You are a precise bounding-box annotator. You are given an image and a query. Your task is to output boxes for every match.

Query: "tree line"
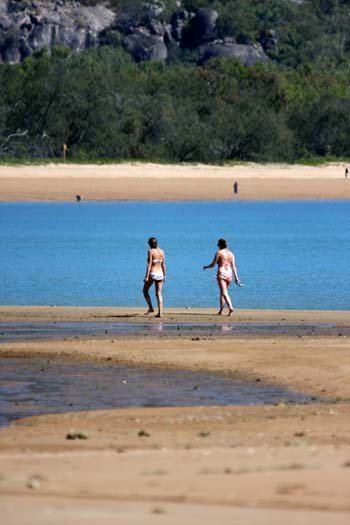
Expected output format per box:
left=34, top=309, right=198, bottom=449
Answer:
left=1, top=43, right=350, bottom=163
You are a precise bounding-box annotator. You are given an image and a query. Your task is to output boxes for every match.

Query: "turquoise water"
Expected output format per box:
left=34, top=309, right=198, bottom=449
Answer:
left=0, top=201, right=349, bottom=310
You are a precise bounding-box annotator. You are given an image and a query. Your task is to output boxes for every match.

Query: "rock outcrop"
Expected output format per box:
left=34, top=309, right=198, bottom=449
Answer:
left=0, top=0, right=269, bottom=67
left=199, top=41, right=269, bottom=66
left=0, top=0, right=115, bottom=63
left=181, top=7, right=218, bottom=49
left=123, top=30, right=168, bottom=62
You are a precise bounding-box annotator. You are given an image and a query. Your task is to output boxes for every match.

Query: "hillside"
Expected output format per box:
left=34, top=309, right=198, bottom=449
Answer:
left=1, top=1, right=350, bottom=163
left=1, top=1, right=350, bottom=67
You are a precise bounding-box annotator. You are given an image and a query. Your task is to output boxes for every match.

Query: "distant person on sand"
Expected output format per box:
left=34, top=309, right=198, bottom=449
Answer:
left=233, top=181, right=239, bottom=194
left=143, top=237, right=166, bottom=318
left=203, top=238, right=240, bottom=316
left=345, top=167, right=349, bottom=178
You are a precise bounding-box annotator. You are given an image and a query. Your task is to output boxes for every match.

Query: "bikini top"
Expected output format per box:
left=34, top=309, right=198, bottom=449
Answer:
left=152, top=249, right=163, bottom=264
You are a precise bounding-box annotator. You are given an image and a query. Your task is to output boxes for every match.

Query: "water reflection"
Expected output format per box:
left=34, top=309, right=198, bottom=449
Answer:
left=0, top=320, right=341, bottom=343
left=220, top=324, right=232, bottom=333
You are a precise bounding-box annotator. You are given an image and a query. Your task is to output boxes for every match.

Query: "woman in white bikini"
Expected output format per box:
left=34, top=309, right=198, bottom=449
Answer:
left=143, top=237, right=166, bottom=318
left=203, top=238, right=240, bottom=316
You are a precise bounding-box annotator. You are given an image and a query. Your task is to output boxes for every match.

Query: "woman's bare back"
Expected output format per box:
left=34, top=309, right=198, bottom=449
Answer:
left=217, top=248, right=233, bottom=269
left=149, top=248, right=164, bottom=271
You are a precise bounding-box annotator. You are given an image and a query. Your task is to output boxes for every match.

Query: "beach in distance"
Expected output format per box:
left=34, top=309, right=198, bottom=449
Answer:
left=0, top=161, right=350, bottom=201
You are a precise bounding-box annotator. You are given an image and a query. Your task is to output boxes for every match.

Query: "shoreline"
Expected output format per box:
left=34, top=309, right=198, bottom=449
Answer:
left=0, top=307, right=350, bottom=342
left=1, top=162, right=350, bottom=201
left=1, top=305, right=349, bottom=323
left=1, top=306, right=349, bottom=343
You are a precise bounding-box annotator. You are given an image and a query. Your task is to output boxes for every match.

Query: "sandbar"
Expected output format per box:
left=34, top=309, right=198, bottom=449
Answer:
left=1, top=162, right=350, bottom=201
left=0, top=306, right=350, bottom=524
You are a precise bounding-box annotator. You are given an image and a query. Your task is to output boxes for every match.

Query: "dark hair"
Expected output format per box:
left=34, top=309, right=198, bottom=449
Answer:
left=148, top=237, right=158, bottom=248
left=217, top=238, right=227, bottom=249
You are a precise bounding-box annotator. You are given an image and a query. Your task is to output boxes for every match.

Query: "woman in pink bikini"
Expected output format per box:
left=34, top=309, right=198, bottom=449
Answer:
left=203, top=238, right=240, bottom=316
left=143, top=237, right=166, bottom=318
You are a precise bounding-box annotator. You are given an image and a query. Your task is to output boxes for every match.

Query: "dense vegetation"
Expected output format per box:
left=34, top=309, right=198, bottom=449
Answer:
left=1, top=0, right=350, bottom=163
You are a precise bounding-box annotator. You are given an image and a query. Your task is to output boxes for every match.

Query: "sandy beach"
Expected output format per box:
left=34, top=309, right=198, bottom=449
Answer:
left=0, top=162, right=350, bottom=201
left=0, top=307, right=350, bottom=524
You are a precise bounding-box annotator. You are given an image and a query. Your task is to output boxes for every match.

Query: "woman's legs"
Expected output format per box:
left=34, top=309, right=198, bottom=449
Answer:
left=154, top=280, right=164, bottom=318
left=218, top=278, right=234, bottom=315
left=143, top=279, right=154, bottom=313
left=218, top=291, right=225, bottom=314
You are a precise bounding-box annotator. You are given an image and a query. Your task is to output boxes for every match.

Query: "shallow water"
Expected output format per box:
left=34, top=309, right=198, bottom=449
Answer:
left=0, top=357, right=314, bottom=427
left=0, top=201, right=349, bottom=310
left=0, top=320, right=346, bottom=343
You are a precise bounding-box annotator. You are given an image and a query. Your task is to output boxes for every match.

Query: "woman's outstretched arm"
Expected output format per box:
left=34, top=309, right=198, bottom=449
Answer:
left=231, top=254, right=240, bottom=283
left=203, top=252, right=218, bottom=270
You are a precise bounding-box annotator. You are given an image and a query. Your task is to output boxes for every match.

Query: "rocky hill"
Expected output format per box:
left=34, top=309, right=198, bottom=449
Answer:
left=0, top=0, right=268, bottom=66
left=1, top=1, right=350, bottom=163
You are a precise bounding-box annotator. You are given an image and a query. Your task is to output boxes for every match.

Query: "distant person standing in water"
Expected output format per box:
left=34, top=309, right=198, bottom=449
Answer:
left=143, top=237, right=166, bottom=318
left=203, top=238, right=240, bottom=316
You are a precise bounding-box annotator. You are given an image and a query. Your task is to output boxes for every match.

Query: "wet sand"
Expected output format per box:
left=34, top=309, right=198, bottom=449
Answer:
left=1, top=305, right=349, bottom=325
left=0, top=162, right=350, bottom=201
left=0, top=307, right=350, bottom=523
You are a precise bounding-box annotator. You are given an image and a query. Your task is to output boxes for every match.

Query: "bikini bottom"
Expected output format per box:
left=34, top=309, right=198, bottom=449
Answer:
left=217, top=269, right=233, bottom=284
left=150, top=271, right=164, bottom=281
